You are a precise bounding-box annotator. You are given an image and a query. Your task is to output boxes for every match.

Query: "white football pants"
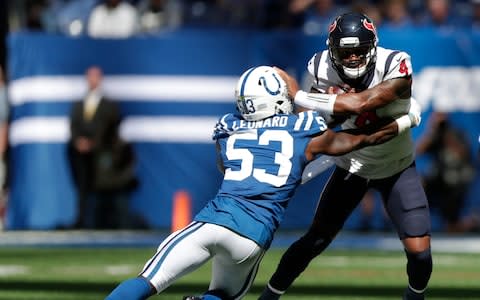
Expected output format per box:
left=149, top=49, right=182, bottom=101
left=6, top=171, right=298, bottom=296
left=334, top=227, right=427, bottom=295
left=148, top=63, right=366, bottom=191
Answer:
left=140, top=221, right=265, bottom=299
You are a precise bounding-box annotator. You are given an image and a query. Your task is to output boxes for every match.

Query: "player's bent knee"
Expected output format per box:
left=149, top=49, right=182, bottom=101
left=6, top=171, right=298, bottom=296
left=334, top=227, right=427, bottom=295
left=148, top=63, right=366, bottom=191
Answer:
left=406, top=247, right=432, bottom=263
left=402, top=236, right=430, bottom=253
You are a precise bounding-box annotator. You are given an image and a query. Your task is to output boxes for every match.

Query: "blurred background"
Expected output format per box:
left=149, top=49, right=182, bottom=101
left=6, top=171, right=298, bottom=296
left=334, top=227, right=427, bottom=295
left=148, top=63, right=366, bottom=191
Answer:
left=0, top=0, right=479, bottom=234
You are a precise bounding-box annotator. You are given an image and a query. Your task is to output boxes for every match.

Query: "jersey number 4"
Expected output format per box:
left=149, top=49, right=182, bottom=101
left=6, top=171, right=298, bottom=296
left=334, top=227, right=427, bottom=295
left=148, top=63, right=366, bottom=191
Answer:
left=224, top=130, right=293, bottom=187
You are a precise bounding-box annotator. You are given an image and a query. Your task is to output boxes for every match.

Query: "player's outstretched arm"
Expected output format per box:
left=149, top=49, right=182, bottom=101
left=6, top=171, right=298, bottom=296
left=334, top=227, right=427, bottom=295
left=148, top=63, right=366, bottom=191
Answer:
left=305, top=117, right=401, bottom=160
left=332, top=77, right=412, bottom=114
left=274, top=66, right=412, bottom=116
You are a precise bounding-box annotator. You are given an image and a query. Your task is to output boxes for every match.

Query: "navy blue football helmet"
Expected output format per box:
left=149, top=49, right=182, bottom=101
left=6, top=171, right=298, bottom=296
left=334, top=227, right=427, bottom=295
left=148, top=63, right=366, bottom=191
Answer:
left=327, top=12, right=378, bottom=80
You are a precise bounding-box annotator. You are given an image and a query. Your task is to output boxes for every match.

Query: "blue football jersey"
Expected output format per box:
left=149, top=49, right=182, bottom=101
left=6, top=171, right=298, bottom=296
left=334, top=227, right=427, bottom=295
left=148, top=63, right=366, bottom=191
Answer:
left=194, top=111, right=327, bottom=248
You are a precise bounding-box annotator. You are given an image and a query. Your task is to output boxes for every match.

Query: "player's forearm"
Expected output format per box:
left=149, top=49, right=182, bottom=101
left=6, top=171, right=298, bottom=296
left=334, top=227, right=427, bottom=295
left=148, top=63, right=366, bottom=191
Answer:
left=342, top=115, right=408, bottom=147
left=365, top=111, right=420, bottom=145
left=294, top=90, right=337, bottom=114
left=337, top=91, right=387, bottom=114
left=325, top=133, right=365, bottom=156
left=308, top=130, right=360, bottom=157
left=294, top=88, right=394, bottom=116
left=335, top=83, right=401, bottom=114
left=354, top=77, right=412, bottom=113
left=313, top=130, right=371, bottom=156
left=365, top=121, right=398, bottom=145
left=295, top=78, right=411, bottom=115
left=310, top=116, right=404, bottom=156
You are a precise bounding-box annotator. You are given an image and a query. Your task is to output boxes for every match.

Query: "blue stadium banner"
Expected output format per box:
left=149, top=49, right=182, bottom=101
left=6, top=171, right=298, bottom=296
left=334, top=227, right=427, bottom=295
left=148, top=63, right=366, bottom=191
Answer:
left=6, top=29, right=480, bottom=230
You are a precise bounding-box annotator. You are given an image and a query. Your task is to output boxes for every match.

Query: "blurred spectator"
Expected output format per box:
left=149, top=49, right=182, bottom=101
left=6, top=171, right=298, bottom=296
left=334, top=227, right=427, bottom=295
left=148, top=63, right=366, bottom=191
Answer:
left=44, top=0, right=98, bottom=36
left=472, top=0, right=480, bottom=31
left=380, top=0, right=414, bottom=29
left=88, top=0, right=139, bottom=38
left=0, top=65, right=9, bottom=229
left=418, top=0, right=469, bottom=29
left=37, top=0, right=64, bottom=33
left=291, top=0, right=345, bottom=35
left=351, top=0, right=383, bottom=27
left=68, top=66, right=139, bottom=229
left=416, top=112, right=476, bottom=233
left=1, top=0, right=7, bottom=70
left=259, top=0, right=304, bottom=30
left=24, top=0, right=49, bottom=30
left=136, top=0, right=184, bottom=33
left=0, top=3, right=9, bottom=229
left=14, top=0, right=478, bottom=33
left=182, top=0, right=259, bottom=29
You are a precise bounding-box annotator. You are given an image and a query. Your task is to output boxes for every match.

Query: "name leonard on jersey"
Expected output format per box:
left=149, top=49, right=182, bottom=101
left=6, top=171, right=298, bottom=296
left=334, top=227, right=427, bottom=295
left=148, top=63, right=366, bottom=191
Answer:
left=232, top=115, right=289, bottom=131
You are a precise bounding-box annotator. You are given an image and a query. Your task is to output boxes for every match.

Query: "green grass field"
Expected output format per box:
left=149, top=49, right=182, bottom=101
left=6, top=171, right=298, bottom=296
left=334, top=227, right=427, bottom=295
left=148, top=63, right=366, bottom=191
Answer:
left=0, top=247, right=479, bottom=300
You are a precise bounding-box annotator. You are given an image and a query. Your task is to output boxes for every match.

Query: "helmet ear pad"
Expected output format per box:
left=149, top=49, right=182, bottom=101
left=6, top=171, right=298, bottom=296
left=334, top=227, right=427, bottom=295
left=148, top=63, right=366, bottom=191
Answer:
left=235, top=66, right=292, bottom=121
left=327, top=12, right=378, bottom=80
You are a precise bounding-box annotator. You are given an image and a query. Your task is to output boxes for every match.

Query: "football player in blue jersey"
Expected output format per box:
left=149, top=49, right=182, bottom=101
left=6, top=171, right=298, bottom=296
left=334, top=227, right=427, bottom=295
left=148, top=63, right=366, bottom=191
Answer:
left=105, top=65, right=412, bottom=300
left=259, top=13, right=431, bottom=300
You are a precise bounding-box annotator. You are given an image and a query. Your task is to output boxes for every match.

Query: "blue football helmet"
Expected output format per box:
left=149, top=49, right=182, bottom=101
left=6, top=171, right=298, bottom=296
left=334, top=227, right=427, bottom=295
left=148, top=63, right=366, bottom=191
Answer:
left=327, top=12, right=378, bottom=80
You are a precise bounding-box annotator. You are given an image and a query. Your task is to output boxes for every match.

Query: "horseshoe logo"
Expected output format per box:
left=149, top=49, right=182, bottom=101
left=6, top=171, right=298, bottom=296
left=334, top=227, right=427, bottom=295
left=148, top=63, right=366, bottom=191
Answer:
left=259, top=72, right=281, bottom=95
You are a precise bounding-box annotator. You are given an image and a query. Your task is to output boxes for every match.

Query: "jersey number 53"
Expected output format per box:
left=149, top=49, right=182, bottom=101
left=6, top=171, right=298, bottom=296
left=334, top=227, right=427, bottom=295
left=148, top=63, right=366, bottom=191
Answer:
left=224, top=130, right=293, bottom=187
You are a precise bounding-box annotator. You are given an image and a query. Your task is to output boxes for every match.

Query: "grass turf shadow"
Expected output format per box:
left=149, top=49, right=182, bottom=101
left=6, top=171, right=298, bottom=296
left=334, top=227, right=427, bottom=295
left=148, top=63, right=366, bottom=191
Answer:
left=0, top=281, right=478, bottom=299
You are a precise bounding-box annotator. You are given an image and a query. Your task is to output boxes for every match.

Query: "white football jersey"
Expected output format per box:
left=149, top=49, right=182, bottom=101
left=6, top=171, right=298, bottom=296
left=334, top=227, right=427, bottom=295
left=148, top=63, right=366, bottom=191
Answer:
left=306, top=46, right=415, bottom=179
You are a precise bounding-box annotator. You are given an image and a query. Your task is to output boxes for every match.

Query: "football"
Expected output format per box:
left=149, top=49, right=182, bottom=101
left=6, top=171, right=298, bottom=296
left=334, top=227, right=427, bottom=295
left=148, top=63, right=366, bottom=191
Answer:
left=326, top=84, right=355, bottom=94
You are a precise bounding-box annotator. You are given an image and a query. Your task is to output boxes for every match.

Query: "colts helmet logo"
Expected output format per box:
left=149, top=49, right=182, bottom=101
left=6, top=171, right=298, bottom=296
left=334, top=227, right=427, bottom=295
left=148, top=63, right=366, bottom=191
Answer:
left=259, top=73, right=281, bottom=96
left=362, top=18, right=376, bottom=34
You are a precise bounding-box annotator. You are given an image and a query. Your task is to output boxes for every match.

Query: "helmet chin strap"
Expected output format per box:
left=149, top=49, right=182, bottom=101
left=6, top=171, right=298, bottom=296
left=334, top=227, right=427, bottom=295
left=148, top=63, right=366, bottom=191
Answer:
left=341, top=53, right=373, bottom=79
left=342, top=64, right=367, bottom=79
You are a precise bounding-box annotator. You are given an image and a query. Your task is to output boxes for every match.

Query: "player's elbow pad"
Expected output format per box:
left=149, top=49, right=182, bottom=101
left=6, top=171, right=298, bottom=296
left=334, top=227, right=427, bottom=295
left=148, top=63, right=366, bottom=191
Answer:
left=295, top=91, right=337, bottom=115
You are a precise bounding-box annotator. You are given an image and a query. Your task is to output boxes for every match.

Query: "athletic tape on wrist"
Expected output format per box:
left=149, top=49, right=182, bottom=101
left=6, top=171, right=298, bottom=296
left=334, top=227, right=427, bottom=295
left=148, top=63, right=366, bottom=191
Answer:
left=395, top=115, right=412, bottom=134
left=294, top=90, right=336, bottom=114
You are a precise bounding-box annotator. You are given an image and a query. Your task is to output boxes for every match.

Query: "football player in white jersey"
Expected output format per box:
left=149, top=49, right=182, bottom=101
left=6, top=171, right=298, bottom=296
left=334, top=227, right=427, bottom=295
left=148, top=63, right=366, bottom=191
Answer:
left=259, top=13, right=432, bottom=300
left=105, top=66, right=409, bottom=300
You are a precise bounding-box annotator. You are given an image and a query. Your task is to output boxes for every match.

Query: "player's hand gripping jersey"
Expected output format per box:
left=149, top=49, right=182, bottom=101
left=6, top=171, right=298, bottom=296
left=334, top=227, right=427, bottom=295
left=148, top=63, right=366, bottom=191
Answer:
left=307, top=47, right=415, bottom=178
left=194, top=111, right=327, bottom=249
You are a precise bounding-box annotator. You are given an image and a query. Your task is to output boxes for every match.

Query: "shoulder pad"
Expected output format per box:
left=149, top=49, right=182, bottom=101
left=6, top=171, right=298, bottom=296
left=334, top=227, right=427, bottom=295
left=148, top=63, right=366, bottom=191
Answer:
left=379, top=48, right=412, bottom=80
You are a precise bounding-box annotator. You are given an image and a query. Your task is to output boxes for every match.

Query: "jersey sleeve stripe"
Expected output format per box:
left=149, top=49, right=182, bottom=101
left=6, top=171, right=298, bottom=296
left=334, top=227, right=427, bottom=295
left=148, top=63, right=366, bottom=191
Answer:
left=313, top=51, right=323, bottom=85
left=304, top=110, right=314, bottom=130
left=294, top=111, right=305, bottom=131
left=383, top=50, right=401, bottom=78
left=294, top=111, right=316, bottom=131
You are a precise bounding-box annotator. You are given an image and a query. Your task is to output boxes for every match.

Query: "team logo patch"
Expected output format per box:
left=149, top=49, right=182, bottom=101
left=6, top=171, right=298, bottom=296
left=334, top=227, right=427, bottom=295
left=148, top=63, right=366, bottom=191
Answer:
left=362, top=18, right=376, bottom=34
left=328, top=19, right=337, bottom=33
left=259, top=73, right=281, bottom=95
